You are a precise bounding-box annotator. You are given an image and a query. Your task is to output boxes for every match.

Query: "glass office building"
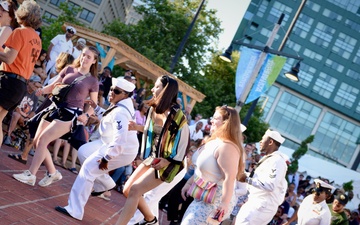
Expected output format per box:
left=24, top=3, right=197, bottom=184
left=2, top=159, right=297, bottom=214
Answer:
left=233, top=0, right=360, bottom=171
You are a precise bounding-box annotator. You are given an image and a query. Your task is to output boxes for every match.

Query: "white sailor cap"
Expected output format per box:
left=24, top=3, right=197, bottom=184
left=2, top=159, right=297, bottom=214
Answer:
left=314, top=178, right=335, bottom=191
left=265, top=129, right=285, bottom=144
left=112, top=77, right=135, bottom=92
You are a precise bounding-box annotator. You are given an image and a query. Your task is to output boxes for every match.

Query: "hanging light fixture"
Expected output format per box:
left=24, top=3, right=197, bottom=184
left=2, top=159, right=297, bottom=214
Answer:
left=219, top=45, right=233, bottom=62
left=285, top=61, right=301, bottom=82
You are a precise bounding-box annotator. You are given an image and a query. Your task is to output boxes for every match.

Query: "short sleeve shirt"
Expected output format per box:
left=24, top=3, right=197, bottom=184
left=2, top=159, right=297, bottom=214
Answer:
left=50, top=34, right=73, bottom=55
left=1, top=27, right=41, bottom=79
left=59, top=66, right=99, bottom=109
left=17, top=91, right=38, bottom=117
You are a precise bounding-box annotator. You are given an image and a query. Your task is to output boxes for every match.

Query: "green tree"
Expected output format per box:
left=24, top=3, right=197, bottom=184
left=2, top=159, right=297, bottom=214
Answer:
left=191, top=50, right=269, bottom=143
left=103, top=0, right=222, bottom=85
left=287, top=135, right=315, bottom=176
left=41, top=2, right=83, bottom=50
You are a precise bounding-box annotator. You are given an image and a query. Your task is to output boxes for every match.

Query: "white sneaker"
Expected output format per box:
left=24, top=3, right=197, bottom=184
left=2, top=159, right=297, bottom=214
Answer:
left=13, top=170, right=36, bottom=186
left=38, top=170, right=62, bottom=187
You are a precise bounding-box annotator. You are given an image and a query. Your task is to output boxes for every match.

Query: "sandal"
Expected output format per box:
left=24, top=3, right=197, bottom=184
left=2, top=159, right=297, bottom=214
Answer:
left=68, top=167, right=78, bottom=174
left=8, top=153, right=27, bottom=165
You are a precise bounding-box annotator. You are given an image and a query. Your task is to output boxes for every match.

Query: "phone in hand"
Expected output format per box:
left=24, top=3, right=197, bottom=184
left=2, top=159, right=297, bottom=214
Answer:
left=206, top=209, right=225, bottom=225
left=151, top=158, right=161, bottom=165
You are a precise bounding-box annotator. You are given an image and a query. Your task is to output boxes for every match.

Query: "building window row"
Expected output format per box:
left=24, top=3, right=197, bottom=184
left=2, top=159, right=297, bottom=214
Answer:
left=295, top=62, right=314, bottom=88
left=326, top=0, right=360, bottom=14
left=322, top=8, right=342, bottom=22
left=80, top=8, right=95, bottom=23
left=267, top=2, right=291, bottom=24
left=312, top=111, right=359, bottom=164
left=332, top=32, right=357, bottom=60
left=50, top=0, right=65, bottom=7
left=43, top=11, right=58, bottom=23
left=346, top=69, right=360, bottom=81
left=303, top=48, right=323, bottom=62
left=334, top=83, right=359, bottom=108
left=310, top=22, right=335, bottom=48
left=345, top=19, right=360, bottom=32
left=88, top=0, right=102, bottom=5
left=312, top=72, right=337, bottom=99
left=353, top=48, right=360, bottom=65
left=306, top=1, right=321, bottom=12
left=325, top=58, right=344, bottom=73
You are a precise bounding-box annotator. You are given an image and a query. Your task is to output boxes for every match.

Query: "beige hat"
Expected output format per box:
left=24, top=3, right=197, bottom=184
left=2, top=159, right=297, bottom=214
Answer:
left=265, top=129, right=285, bottom=144
left=112, top=77, right=135, bottom=92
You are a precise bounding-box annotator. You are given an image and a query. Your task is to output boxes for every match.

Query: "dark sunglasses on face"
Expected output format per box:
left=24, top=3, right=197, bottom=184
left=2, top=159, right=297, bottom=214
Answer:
left=110, top=87, right=124, bottom=95
left=67, top=29, right=74, bottom=34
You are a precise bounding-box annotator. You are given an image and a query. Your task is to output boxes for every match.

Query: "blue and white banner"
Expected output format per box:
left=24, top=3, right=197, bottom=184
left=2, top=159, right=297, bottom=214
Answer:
left=245, top=54, right=286, bottom=104
left=235, top=47, right=261, bottom=102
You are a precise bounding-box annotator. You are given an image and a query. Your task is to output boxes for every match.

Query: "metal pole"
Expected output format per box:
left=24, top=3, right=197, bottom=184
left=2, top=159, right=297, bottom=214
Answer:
left=235, top=13, right=284, bottom=113
left=169, top=0, right=206, bottom=74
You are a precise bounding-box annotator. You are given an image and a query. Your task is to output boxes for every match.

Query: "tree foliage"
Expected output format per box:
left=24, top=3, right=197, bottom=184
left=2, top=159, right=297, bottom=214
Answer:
left=191, top=50, right=269, bottom=143
left=103, top=0, right=222, bottom=85
left=41, top=2, right=83, bottom=50
left=287, top=135, right=315, bottom=176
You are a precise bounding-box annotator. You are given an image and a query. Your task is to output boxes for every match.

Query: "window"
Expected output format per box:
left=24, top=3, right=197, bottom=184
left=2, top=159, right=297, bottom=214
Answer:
left=312, top=72, right=337, bottom=99
left=310, top=22, right=335, bottom=48
left=250, top=22, right=259, bottom=31
left=325, top=59, right=344, bottom=73
left=88, top=0, right=102, bottom=5
left=303, top=48, right=323, bottom=62
left=353, top=48, right=360, bottom=64
left=256, top=2, right=268, bottom=18
left=43, top=11, right=58, bottom=23
left=306, top=1, right=321, bottom=12
left=334, top=83, right=359, bottom=108
left=269, top=92, right=321, bottom=141
left=323, top=8, right=342, bottom=21
left=326, top=0, right=360, bottom=14
left=312, top=112, right=360, bottom=164
left=332, top=32, right=357, bottom=59
left=80, top=8, right=95, bottom=23
left=268, top=2, right=291, bottom=24
left=346, top=69, right=360, bottom=81
left=345, top=19, right=360, bottom=31
left=293, top=14, right=313, bottom=39
left=50, top=0, right=65, bottom=7
left=261, top=85, right=279, bottom=119
left=68, top=1, right=81, bottom=11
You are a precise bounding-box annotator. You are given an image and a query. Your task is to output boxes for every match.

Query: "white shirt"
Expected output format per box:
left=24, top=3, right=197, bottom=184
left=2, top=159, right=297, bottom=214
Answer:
left=94, top=98, right=139, bottom=159
left=50, top=34, right=73, bottom=57
left=297, top=194, right=331, bottom=225
left=72, top=47, right=82, bottom=59
left=247, top=151, right=288, bottom=207
left=189, top=124, right=203, bottom=141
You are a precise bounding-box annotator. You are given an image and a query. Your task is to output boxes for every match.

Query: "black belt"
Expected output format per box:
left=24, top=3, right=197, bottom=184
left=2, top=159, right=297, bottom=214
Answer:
left=0, top=71, right=27, bottom=83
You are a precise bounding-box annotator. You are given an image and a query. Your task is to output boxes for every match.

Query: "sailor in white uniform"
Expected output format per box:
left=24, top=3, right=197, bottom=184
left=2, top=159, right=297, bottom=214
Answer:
left=287, top=179, right=334, bottom=225
left=236, top=129, right=289, bottom=225
left=55, top=77, right=139, bottom=220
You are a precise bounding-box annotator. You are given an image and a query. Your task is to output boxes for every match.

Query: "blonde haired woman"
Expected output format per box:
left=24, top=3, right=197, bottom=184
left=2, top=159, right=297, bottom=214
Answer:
left=181, top=106, right=245, bottom=225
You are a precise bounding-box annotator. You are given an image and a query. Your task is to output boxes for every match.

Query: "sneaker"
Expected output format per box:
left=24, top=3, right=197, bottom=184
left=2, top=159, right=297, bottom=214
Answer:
left=138, top=217, right=158, bottom=225
left=38, top=170, right=62, bottom=187
left=3, top=135, right=12, bottom=146
left=13, top=170, right=36, bottom=186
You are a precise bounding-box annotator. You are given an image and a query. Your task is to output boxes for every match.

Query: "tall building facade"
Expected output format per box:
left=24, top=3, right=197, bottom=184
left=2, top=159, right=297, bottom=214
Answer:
left=38, top=0, right=133, bottom=31
left=233, top=0, right=360, bottom=171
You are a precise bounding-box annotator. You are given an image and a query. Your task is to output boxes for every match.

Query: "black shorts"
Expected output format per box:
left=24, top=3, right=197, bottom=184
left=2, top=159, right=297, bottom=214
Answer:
left=0, top=75, right=27, bottom=111
left=43, top=107, right=82, bottom=123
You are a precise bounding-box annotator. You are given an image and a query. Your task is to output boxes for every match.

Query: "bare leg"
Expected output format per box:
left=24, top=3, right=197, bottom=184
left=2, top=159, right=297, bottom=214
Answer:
left=0, top=107, right=9, bottom=145
left=29, top=119, right=71, bottom=175
left=61, top=142, right=71, bottom=168
left=52, top=139, right=62, bottom=163
left=7, top=111, right=21, bottom=137
left=116, top=165, right=163, bottom=225
left=70, top=147, right=78, bottom=169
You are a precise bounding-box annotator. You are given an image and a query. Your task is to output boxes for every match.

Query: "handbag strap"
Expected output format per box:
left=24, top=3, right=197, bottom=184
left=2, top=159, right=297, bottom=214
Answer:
left=63, top=73, right=91, bottom=100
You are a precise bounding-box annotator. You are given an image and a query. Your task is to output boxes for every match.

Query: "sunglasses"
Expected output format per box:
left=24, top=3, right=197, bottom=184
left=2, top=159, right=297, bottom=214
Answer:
left=110, top=87, right=124, bottom=95
left=67, top=29, right=74, bottom=34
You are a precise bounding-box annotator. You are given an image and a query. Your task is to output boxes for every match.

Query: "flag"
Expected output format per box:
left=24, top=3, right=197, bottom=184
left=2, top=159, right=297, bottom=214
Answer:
left=245, top=54, right=286, bottom=104
left=235, top=47, right=261, bottom=102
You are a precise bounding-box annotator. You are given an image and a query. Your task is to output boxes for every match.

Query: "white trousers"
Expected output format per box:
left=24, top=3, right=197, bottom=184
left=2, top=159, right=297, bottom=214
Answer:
left=127, top=168, right=186, bottom=225
left=64, top=139, right=137, bottom=220
left=234, top=199, right=276, bottom=225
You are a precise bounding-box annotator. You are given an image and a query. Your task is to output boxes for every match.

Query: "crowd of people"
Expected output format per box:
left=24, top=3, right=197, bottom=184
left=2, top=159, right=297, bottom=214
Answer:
left=0, top=1, right=359, bottom=225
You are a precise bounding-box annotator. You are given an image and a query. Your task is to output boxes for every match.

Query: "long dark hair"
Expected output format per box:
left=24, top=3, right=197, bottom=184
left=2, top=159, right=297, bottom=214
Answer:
left=8, top=0, right=20, bottom=29
left=148, top=75, right=178, bottom=114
